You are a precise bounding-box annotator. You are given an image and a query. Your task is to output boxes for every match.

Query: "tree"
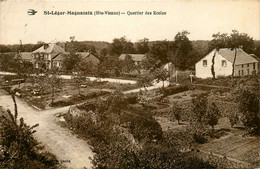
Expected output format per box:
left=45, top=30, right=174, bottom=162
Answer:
left=192, top=94, right=208, bottom=124
left=154, top=67, right=169, bottom=89
left=98, top=55, right=122, bottom=77
left=109, top=37, right=136, bottom=56
left=172, top=31, right=193, bottom=70
left=137, top=72, right=154, bottom=90
left=171, top=102, right=182, bottom=125
left=0, top=53, right=16, bottom=71
left=136, top=38, right=150, bottom=54
left=206, top=102, right=220, bottom=131
left=46, top=70, right=61, bottom=105
left=63, top=53, right=81, bottom=72
left=209, top=30, right=255, bottom=77
left=122, top=54, right=136, bottom=73
left=235, top=76, right=260, bottom=135
left=149, top=40, right=170, bottom=66
left=72, top=72, right=86, bottom=95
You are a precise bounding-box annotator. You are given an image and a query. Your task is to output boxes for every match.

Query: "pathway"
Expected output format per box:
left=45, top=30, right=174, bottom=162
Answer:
left=0, top=90, right=93, bottom=169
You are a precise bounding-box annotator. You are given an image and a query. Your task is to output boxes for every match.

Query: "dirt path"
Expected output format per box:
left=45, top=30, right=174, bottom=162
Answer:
left=0, top=90, right=93, bottom=169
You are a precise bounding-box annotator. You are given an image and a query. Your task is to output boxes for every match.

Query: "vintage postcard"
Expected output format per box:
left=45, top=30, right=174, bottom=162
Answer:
left=0, top=0, right=259, bottom=168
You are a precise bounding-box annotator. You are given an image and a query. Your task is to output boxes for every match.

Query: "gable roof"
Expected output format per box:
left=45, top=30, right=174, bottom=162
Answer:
left=119, top=54, right=145, bottom=62
left=77, top=52, right=100, bottom=61
left=250, top=54, right=260, bottom=62
left=19, top=52, right=32, bottom=60
left=217, top=48, right=258, bottom=65
left=32, top=44, right=66, bottom=54
left=52, top=53, right=64, bottom=61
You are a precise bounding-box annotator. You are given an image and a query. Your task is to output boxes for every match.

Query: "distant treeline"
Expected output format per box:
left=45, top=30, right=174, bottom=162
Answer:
left=1, top=40, right=259, bottom=57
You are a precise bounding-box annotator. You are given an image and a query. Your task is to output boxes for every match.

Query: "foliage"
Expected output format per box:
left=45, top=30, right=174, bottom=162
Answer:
left=72, top=74, right=86, bottom=95
left=64, top=94, right=215, bottom=169
left=228, top=112, right=239, bottom=128
left=122, top=54, right=136, bottom=73
left=0, top=95, right=59, bottom=168
left=149, top=40, right=170, bottom=66
left=109, top=37, right=136, bottom=55
left=189, top=123, right=209, bottom=144
left=209, top=30, right=255, bottom=53
left=98, top=55, right=122, bottom=77
left=45, top=71, right=62, bottom=105
left=192, top=94, right=208, bottom=123
left=136, top=38, right=150, bottom=54
left=234, top=76, right=260, bottom=134
left=206, top=102, right=220, bottom=130
left=63, top=52, right=81, bottom=72
left=171, top=102, right=182, bottom=124
left=137, top=71, right=154, bottom=90
left=172, top=31, right=194, bottom=70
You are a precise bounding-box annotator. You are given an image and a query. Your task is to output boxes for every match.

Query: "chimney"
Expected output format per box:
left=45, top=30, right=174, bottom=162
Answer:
left=44, top=44, right=49, bottom=50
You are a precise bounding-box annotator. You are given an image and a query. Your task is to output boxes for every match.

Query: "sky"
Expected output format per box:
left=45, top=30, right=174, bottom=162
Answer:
left=0, top=0, right=260, bottom=44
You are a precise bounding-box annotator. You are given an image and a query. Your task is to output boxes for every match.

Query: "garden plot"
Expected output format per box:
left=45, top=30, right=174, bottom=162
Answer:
left=10, top=80, right=138, bottom=109
left=198, top=132, right=260, bottom=166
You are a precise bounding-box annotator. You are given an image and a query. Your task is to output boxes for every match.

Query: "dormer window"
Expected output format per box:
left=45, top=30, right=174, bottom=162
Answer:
left=222, top=60, right=227, bottom=67
left=203, top=60, right=207, bottom=67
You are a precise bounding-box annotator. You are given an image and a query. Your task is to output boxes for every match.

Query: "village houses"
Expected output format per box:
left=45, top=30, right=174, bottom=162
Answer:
left=18, top=43, right=100, bottom=70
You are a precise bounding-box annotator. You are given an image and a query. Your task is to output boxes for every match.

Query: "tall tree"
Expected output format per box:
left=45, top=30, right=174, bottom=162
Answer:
left=122, top=54, right=135, bottom=73
left=109, top=37, right=135, bottom=56
left=149, top=40, right=170, bottom=65
left=63, top=53, right=81, bottom=72
left=172, top=31, right=193, bottom=70
left=136, top=38, right=150, bottom=54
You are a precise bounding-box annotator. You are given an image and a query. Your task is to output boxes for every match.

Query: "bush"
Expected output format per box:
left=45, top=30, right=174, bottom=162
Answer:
left=234, top=77, right=260, bottom=134
left=0, top=95, right=59, bottom=168
left=228, top=112, right=239, bottom=127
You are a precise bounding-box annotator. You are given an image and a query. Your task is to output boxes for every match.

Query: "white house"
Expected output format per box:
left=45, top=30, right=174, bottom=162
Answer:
left=195, top=48, right=259, bottom=79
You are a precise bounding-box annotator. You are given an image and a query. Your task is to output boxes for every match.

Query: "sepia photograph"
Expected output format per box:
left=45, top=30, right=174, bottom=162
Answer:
left=0, top=0, right=260, bottom=168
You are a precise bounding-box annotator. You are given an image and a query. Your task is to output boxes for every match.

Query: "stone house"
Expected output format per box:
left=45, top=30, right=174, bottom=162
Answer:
left=32, top=44, right=66, bottom=69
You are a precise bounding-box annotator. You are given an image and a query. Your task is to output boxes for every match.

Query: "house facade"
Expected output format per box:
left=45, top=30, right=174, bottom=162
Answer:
left=195, top=48, right=259, bottom=79
left=32, top=44, right=66, bottom=69
left=29, top=44, right=100, bottom=70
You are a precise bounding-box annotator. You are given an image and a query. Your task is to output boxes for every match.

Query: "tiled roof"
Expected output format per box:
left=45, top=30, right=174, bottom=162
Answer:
left=119, top=54, right=145, bottom=62
left=18, top=52, right=32, bottom=60
left=32, top=44, right=66, bottom=54
left=217, top=48, right=258, bottom=65
left=52, top=53, right=64, bottom=61
left=77, top=52, right=91, bottom=59
left=77, top=52, right=100, bottom=61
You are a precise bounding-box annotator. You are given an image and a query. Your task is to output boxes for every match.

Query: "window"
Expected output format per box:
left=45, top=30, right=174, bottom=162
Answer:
left=247, top=63, right=249, bottom=67
left=253, top=63, right=256, bottom=70
left=242, top=64, right=244, bottom=68
left=238, top=70, right=240, bottom=76
left=222, top=60, right=227, bottom=67
left=247, top=69, right=249, bottom=75
left=203, top=60, right=207, bottom=67
left=242, top=70, right=244, bottom=75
